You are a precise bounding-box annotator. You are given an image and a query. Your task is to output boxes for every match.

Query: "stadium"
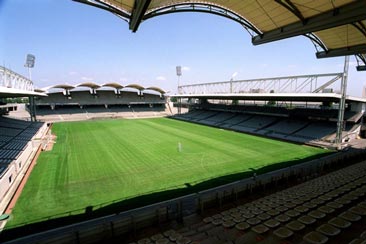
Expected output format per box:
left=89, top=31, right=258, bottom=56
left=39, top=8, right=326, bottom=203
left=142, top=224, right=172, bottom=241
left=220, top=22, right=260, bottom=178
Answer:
left=1, top=1, right=366, bottom=244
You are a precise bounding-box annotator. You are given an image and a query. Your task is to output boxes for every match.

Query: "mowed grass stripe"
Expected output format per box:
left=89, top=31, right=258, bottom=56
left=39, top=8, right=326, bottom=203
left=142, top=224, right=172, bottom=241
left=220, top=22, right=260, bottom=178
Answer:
left=7, top=118, right=329, bottom=227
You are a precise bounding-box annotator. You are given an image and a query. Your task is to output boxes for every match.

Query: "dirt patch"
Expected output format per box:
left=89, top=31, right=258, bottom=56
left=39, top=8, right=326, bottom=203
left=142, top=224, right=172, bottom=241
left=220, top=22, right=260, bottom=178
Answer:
left=43, top=134, right=57, bottom=151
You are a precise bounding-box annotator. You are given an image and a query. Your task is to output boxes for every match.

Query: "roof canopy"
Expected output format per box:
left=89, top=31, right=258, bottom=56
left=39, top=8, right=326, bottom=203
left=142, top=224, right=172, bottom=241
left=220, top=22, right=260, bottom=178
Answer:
left=74, top=0, right=366, bottom=65
left=50, top=84, right=76, bottom=89
left=125, top=84, right=145, bottom=91
left=146, top=86, right=166, bottom=94
left=42, top=82, right=165, bottom=94
left=0, top=87, right=47, bottom=98
left=102, top=82, right=124, bottom=89
left=77, top=82, right=101, bottom=89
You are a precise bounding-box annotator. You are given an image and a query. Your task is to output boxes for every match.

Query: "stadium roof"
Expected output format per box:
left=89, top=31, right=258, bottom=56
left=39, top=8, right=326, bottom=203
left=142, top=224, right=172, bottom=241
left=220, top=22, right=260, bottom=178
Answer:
left=102, top=82, right=124, bottom=89
left=74, top=0, right=366, bottom=62
left=146, top=86, right=166, bottom=94
left=125, top=83, right=145, bottom=90
left=50, top=84, right=76, bottom=89
left=171, top=92, right=366, bottom=103
left=0, top=87, right=47, bottom=98
left=77, top=82, right=101, bottom=89
left=34, top=88, right=47, bottom=93
left=40, top=83, right=165, bottom=94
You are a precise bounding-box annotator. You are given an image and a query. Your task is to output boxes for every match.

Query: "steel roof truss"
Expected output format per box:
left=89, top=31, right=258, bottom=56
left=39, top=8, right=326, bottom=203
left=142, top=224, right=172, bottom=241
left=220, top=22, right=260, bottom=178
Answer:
left=252, top=1, right=366, bottom=45
left=356, top=54, right=366, bottom=71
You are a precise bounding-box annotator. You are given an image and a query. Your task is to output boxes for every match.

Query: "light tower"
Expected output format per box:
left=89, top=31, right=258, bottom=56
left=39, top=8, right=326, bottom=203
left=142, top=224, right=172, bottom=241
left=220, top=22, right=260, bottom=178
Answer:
left=176, top=66, right=182, bottom=114
left=24, top=54, right=35, bottom=80
left=176, top=66, right=182, bottom=94
left=24, top=54, right=36, bottom=121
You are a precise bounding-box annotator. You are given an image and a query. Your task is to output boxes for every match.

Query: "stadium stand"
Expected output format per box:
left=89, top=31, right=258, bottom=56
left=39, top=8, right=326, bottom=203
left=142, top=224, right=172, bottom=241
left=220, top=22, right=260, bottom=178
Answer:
left=172, top=103, right=363, bottom=148
left=230, top=115, right=278, bottom=134
left=259, top=119, right=309, bottom=138
left=35, top=89, right=169, bottom=122
left=0, top=116, right=47, bottom=212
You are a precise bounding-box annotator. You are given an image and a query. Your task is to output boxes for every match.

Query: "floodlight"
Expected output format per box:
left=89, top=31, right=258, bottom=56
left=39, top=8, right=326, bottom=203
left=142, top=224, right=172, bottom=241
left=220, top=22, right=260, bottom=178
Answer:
left=25, top=54, right=35, bottom=68
left=176, top=66, right=182, bottom=76
left=24, top=54, right=36, bottom=80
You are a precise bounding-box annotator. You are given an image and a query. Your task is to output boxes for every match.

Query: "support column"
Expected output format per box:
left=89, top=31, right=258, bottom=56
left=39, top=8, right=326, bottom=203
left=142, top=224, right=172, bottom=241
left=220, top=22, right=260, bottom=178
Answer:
left=29, top=96, right=37, bottom=122
left=178, top=97, right=182, bottom=115
left=335, top=56, right=349, bottom=150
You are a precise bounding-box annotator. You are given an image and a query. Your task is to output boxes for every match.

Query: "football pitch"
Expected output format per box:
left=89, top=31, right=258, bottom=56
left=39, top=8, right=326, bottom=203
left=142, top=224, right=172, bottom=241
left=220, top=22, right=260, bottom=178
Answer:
left=8, top=118, right=330, bottom=227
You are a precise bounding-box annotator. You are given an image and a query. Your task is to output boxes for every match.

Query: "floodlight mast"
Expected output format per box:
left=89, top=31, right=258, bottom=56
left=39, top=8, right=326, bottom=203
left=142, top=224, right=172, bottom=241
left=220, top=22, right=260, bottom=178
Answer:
left=24, top=54, right=36, bottom=122
left=24, top=54, right=35, bottom=80
left=176, top=66, right=182, bottom=115
left=176, top=66, right=182, bottom=93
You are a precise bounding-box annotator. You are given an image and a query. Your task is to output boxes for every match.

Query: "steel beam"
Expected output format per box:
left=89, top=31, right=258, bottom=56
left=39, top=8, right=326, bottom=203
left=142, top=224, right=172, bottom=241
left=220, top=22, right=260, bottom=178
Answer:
left=355, top=53, right=366, bottom=71
left=316, top=44, right=366, bottom=58
left=335, top=56, right=349, bottom=149
left=129, top=0, right=152, bottom=32
left=274, top=0, right=305, bottom=22
left=252, top=1, right=366, bottom=45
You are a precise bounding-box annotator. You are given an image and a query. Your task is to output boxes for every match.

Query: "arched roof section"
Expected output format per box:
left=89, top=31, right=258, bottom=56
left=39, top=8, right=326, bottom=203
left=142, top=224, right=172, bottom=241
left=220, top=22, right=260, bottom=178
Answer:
left=74, top=0, right=133, bottom=21
left=34, top=88, right=46, bottom=93
left=74, top=0, right=366, bottom=61
left=144, top=2, right=261, bottom=35
left=76, top=82, right=101, bottom=89
left=102, top=82, right=124, bottom=89
left=50, top=84, right=76, bottom=90
left=315, top=21, right=366, bottom=58
left=125, top=84, right=145, bottom=91
left=145, top=86, right=165, bottom=94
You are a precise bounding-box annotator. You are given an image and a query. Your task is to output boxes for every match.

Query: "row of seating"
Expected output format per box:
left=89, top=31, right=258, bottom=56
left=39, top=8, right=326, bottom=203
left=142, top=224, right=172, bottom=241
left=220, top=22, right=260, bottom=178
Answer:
left=0, top=116, right=44, bottom=169
left=173, top=110, right=358, bottom=144
left=129, top=160, right=366, bottom=244
left=35, top=104, right=168, bottom=122
left=0, top=117, right=31, bottom=129
left=197, top=104, right=360, bottom=123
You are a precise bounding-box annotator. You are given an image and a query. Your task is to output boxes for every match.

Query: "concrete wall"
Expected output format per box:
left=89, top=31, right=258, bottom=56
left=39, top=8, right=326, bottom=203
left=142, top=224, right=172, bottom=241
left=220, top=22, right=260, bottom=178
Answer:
left=0, top=164, right=16, bottom=203
left=0, top=122, right=47, bottom=214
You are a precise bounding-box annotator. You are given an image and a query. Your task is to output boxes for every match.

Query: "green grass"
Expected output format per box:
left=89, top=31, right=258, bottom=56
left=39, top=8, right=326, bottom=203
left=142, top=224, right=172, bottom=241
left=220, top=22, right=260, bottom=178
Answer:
left=7, top=118, right=329, bottom=228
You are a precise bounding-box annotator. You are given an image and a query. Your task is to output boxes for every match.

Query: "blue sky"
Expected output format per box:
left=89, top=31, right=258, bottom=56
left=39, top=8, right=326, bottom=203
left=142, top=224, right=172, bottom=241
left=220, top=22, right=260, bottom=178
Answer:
left=0, top=0, right=364, bottom=96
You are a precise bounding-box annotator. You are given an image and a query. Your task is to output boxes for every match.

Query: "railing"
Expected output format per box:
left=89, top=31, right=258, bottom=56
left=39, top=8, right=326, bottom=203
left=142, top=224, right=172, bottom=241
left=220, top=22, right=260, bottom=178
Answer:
left=179, top=73, right=343, bottom=94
